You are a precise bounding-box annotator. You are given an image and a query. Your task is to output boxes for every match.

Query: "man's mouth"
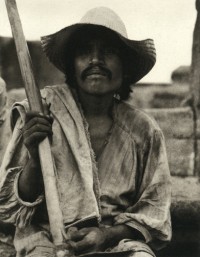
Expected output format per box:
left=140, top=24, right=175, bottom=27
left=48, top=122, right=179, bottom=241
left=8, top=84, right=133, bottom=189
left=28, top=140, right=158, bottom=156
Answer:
left=86, top=69, right=106, bottom=77
left=82, top=66, right=111, bottom=80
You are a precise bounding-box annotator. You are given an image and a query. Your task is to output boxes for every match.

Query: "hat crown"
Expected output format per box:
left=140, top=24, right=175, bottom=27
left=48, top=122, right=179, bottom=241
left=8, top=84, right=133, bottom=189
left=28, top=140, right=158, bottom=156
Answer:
left=80, top=7, right=128, bottom=38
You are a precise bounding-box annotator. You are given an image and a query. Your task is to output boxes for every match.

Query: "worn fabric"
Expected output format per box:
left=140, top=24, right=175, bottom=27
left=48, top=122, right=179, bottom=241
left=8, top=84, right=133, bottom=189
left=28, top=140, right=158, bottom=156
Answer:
left=15, top=229, right=155, bottom=257
left=0, top=84, right=101, bottom=228
left=0, top=81, right=11, bottom=164
left=0, top=84, right=171, bottom=256
left=0, top=108, right=11, bottom=164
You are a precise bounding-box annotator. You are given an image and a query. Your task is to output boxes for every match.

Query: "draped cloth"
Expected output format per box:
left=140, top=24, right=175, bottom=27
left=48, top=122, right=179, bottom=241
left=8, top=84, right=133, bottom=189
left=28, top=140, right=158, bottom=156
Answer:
left=0, top=84, right=171, bottom=256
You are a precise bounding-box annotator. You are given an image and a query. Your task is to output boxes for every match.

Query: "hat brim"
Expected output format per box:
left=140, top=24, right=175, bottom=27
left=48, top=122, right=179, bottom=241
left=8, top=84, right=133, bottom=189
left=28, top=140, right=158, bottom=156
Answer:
left=41, top=23, right=156, bottom=84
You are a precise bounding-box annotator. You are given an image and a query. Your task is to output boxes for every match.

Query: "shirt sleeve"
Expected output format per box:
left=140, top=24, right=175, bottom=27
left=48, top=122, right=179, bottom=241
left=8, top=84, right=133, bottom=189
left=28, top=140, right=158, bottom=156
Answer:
left=114, top=130, right=172, bottom=250
left=0, top=103, right=44, bottom=228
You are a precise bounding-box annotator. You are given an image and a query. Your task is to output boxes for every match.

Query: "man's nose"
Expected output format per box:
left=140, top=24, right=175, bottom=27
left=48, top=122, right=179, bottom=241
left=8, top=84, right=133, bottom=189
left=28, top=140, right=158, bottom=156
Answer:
left=89, top=47, right=104, bottom=65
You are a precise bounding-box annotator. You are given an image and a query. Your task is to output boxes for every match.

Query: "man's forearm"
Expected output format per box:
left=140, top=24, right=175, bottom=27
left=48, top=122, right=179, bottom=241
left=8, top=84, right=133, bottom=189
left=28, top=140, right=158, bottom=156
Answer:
left=18, top=157, right=43, bottom=202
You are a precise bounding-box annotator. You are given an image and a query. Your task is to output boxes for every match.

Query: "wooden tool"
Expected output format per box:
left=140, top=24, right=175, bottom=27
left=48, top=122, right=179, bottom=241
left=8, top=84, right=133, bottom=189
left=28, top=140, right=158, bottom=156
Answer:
left=5, top=0, right=69, bottom=256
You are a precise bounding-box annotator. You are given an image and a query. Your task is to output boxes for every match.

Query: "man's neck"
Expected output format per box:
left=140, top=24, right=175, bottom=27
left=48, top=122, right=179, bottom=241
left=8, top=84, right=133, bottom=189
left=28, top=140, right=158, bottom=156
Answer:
left=77, top=89, right=114, bottom=117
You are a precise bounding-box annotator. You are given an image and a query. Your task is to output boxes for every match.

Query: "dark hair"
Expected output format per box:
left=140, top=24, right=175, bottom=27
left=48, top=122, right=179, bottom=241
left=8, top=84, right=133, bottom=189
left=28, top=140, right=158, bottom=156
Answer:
left=63, top=26, right=133, bottom=100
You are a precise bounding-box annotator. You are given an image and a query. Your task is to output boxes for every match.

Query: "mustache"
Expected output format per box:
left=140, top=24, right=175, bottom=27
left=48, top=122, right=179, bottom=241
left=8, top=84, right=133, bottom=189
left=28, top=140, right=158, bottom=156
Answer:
left=81, top=65, right=112, bottom=80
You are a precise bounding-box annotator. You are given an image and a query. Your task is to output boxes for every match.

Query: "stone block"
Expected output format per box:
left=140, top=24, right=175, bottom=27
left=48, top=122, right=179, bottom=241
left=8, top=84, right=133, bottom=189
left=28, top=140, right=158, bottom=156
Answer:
left=171, top=176, right=200, bottom=224
left=146, top=107, right=194, bottom=139
left=157, top=228, right=200, bottom=257
left=156, top=176, right=200, bottom=257
left=129, top=83, right=190, bottom=109
left=171, top=176, right=200, bottom=202
left=166, top=139, right=194, bottom=176
left=157, top=177, right=200, bottom=257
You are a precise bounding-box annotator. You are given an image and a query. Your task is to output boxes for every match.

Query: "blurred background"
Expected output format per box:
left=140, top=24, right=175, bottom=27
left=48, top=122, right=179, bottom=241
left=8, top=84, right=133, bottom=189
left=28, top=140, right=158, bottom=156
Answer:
left=0, top=0, right=197, bottom=108
left=0, top=0, right=196, bottom=84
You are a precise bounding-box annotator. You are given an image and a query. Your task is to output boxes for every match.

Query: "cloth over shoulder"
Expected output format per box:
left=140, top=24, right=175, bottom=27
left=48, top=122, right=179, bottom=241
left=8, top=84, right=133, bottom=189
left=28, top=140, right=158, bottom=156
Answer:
left=0, top=84, right=101, bottom=228
left=0, top=84, right=172, bottom=253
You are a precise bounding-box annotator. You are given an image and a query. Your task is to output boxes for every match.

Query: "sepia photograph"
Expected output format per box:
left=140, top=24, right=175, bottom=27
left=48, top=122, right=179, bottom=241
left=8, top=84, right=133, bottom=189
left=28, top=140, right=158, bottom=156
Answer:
left=0, top=0, right=199, bottom=257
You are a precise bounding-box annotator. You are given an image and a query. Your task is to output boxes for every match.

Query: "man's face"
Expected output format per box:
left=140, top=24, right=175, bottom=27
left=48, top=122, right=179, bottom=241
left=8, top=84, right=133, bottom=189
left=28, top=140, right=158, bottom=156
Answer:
left=73, top=34, right=123, bottom=96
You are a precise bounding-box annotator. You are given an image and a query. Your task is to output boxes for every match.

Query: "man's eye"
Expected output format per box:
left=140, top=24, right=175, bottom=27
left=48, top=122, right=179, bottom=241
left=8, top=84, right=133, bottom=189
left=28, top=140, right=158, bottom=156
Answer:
left=104, top=48, right=120, bottom=55
left=76, top=47, right=91, bottom=56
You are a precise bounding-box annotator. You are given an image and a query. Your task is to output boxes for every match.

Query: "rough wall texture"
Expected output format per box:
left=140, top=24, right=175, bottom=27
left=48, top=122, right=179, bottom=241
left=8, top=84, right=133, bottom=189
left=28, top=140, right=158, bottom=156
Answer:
left=146, top=108, right=194, bottom=176
left=130, top=83, right=190, bottom=109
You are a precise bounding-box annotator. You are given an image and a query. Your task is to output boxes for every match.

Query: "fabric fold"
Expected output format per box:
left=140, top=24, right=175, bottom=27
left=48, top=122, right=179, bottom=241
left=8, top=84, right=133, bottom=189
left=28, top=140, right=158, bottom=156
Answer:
left=0, top=84, right=171, bottom=252
left=0, top=84, right=101, bottom=228
left=0, top=167, right=43, bottom=227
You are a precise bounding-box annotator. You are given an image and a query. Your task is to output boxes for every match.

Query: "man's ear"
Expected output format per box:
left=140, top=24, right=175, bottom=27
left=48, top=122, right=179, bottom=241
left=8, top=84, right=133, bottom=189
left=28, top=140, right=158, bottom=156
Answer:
left=115, top=75, right=132, bottom=101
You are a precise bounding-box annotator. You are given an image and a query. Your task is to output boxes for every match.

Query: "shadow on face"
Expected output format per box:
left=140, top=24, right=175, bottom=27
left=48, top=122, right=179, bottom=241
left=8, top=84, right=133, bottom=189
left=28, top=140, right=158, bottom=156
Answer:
left=64, top=25, right=134, bottom=100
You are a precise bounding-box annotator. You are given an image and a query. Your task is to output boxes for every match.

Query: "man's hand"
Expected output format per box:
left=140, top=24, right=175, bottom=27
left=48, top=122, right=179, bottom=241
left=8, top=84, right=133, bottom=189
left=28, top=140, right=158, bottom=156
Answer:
left=18, top=111, right=53, bottom=202
left=22, top=111, right=53, bottom=159
left=67, top=227, right=108, bottom=255
left=67, top=225, right=144, bottom=255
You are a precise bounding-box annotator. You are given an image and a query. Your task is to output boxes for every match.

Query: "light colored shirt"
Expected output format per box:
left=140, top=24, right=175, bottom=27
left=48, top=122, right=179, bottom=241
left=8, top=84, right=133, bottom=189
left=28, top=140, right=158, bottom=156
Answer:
left=0, top=84, right=171, bottom=251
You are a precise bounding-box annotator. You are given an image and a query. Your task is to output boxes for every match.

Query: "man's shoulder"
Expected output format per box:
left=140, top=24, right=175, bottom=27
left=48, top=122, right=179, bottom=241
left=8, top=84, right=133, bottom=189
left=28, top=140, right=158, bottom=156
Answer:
left=114, top=101, right=162, bottom=141
left=41, top=84, right=68, bottom=98
left=41, top=83, right=74, bottom=106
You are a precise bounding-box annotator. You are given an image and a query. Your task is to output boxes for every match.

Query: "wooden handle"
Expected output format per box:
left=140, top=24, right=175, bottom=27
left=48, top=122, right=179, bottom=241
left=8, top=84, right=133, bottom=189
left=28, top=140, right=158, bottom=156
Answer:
left=5, top=0, right=65, bottom=246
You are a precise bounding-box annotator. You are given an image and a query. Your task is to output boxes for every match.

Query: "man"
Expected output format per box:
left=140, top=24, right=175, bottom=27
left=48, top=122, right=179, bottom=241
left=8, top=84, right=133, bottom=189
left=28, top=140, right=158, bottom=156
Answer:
left=0, top=7, right=171, bottom=257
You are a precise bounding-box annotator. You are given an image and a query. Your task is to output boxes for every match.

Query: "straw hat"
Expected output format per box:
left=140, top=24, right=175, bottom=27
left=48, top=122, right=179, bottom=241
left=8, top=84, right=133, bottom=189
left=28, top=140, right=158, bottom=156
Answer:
left=41, top=7, right=156, bottom=84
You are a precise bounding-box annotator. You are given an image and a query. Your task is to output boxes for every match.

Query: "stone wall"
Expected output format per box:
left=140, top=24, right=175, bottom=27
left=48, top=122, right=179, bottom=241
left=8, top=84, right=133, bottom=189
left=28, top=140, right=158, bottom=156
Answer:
left=0, top=37, right=65, bottom=90
left=130, top=83, right=190, bottom=109
left=146, top=107, right=194, bottom=176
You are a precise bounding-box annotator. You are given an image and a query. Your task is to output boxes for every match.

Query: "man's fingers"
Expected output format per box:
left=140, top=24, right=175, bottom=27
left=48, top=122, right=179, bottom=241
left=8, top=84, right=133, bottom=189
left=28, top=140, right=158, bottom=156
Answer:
left=23, top=131, right=50, bottom=146
left=22, top=112, right=53, bottom=157
left=25, top=111, right=44, bottom=122
left=23, top=123, right=52, bottom=138
left=25, top=111, right=53, bottom=125
left=24, top=116, right=52, bottom=130
left=66, top=227, right=78, bottom=240
left=68, top=230, right=86, bottom=241
left=72, top=238, right=94, bottom=254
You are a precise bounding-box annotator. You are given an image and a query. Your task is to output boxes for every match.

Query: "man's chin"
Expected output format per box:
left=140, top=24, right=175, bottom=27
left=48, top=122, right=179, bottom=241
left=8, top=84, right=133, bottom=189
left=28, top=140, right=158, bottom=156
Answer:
left=80, top=88, right=116, bottom=97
